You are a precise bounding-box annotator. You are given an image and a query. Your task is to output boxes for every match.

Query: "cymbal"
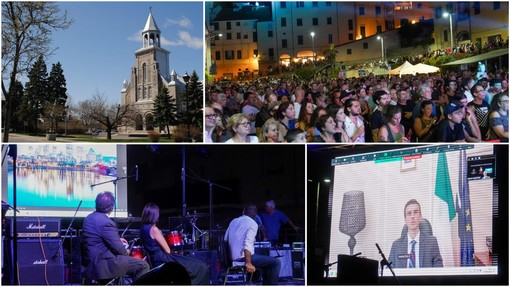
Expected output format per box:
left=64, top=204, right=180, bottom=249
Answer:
left=168, top=213, right=209, bottom=220
left=114, top=217, right=142, bottom=223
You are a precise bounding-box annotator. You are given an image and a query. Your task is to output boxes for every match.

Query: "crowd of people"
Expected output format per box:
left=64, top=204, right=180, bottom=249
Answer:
left=205, top=66, right=508, bottom=143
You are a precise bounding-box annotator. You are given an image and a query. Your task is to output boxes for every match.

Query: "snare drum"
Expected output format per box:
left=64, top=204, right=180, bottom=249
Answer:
left=165, top=231, right=184, bottom=247
left=130, top=246, right=145, bottom=259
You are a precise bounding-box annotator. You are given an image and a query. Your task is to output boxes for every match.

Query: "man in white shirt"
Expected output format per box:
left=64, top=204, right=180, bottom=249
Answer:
left=224, top=204, right=281, bottom=285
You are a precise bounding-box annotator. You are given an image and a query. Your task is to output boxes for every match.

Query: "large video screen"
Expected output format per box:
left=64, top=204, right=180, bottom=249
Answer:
left=327, top=144, right=498, bottom=277
left=2, top=144, right=128, bottom=218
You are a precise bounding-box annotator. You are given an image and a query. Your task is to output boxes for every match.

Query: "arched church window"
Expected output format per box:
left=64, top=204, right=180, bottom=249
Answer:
left=143, top=63, right=147, bottom=82
left=148, top=87, right=152, bottom=99
left=135, top=114, right=143, bottom=130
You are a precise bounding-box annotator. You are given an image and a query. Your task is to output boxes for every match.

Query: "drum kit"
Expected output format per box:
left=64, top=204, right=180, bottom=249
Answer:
left=166, top=212, right=209, bottom=253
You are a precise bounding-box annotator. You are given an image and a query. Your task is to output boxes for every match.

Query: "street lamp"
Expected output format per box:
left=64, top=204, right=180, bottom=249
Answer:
left=443, top=12, right=454, bottom=49
left=310, top=32, right=316, bottom=66
left=377, top=35, right=385, bottom=62
left=182, top=72, right=191, bottom=141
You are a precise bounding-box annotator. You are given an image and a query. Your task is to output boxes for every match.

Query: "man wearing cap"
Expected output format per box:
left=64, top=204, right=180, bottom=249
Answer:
left=340, top=90, right=355, bottom=106
left=370, top=90, right=391, bottom=142
left=436, top=101, right=466, bottom=142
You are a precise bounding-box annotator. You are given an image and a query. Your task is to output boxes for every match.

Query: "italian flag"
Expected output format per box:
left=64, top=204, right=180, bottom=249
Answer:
left=432, top=152, right=456, bottom=267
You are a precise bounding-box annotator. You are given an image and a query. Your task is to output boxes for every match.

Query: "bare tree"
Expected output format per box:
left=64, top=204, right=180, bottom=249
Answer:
left=2, top=2, right=73, bottom=142
left=78, top=91, right=133, bottom=140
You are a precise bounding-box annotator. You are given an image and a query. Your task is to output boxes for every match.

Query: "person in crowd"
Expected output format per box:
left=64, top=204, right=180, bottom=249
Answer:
left=296, top=101, right=314, bottom=134
left=275, top=101, right=296, bottom=138
left=307, top=107, right=328, bottom=142
left=388, top=199, right=443, bottom=268
left=284, top=128, right=307, bottom=143
left=461, top=77, right=475, bottom=102
left=356, top=87, right=370, bottom=119
left=488, top=91, right=509, bottom=142
left=82, top=192, right=150, bottom=283
left=436, top=101, right=466, bottom=142
left=469, top=84, right=491, bottom=140
left=242, top=91, right=261, bottom=135
left=204, top=106, right=219, bottom=143
left=370, top=90, right=391, bottom=142
left=413, top=100, right=439, bottom=142
left=328, top=105, right=351, bottom=142
left=276, top=81, right=290, bottom=98
left=259, top=200, right=299, bottom=243
left=259, top=119, right=283, bottom=143
left=293, top=88, right=305, bottom=118
left=453, top=93, right=482, bottom=142
left=225, top=113, right=259, bottom=143
left=140, top=203, right=209, bottom=285
left=225, top=204, right=281, bottom=285
left=378, top=105, right=408, bottom=142
left=313, top=114, right=344, bottom=142
left=412, top=84, right=437, bottom=120
left=344, top=99, right=366, bottom=142
left=397, top=89, right=415, bottom=136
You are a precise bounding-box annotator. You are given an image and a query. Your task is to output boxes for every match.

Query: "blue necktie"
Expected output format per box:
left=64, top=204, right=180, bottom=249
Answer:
left=409, top=240, right=416, bottom=268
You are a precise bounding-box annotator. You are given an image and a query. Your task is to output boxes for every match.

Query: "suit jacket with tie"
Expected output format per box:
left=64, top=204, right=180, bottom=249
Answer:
left=388, top=232, right=443, bottom=268
left=82, top=211, right=130, bottom=280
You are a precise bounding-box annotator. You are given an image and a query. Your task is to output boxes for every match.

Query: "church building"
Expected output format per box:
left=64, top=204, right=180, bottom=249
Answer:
left=120, top=11, right=187, bottom=134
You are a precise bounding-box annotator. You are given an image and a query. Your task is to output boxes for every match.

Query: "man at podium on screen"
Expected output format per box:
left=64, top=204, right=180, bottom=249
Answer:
left=388, top=199, right=443, bottom=268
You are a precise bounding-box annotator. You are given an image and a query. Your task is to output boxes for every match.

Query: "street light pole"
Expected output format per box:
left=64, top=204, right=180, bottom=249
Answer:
left=443, top=12, right=454, bottom=49
left=310, top=32, right=315, bottom=66
left=183, top=72, right=191, bottom=141
left=377, top=36, right=384, bottom=62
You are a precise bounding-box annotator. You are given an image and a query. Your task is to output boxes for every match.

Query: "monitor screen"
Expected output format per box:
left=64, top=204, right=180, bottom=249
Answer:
left=327, top=144, right=500, bottom=278
left=2, top=144, right=128, bottom=218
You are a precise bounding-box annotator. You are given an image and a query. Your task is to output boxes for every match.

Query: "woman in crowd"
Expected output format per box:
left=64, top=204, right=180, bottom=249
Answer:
left=453, top=93, right=482, bottom=142
left=307, top=107, right=328, bottom=142
left=488, top=91, right=509, bottom=142
left=140, top=203, right=209, bottom=285
left=313, top=115, right=343, bottom=142
left=225, top=113, right=259, bottom=143
left=413, top=100, right=438, bottom=142
left=259, top=119, right=283, bottom=143
left=296, top=101, right=314, bottom=133
left=275, top=101, right=296, bottom=137
left=328, top=105, right=350, bottom=142
left=378, top=105, right=408, bottom=142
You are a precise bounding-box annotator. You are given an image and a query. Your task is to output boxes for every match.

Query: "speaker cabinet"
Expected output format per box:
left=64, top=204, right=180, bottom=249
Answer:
left=291, top=250, right=305, bottom=279
left=6, top=239, right=64, bottom=285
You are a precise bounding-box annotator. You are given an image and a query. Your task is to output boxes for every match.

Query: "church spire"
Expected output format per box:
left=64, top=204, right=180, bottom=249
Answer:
left=142, top=9, right=161, bottom=48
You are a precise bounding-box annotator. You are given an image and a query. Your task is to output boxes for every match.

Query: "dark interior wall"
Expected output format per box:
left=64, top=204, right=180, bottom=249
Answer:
left=127, top=145, right=305, bottom=232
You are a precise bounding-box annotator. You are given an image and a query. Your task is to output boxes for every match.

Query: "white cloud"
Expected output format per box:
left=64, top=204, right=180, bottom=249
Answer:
left=161, top=31, right=202, bottom=50
left=127, top=29, right=143, bottom=43
left=165, top=16, right=193, bottom=29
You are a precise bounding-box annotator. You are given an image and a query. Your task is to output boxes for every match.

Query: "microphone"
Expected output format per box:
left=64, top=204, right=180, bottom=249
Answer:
left=135, top=165, right=139, bottom=182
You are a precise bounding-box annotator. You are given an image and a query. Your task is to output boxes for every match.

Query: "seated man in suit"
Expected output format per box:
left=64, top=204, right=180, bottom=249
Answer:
left=82, top=192, right=150, bottom=282
left=388, top=199, right=443, bottom=268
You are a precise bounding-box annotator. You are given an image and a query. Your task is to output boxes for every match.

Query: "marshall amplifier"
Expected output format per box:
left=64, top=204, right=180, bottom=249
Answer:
left=5, top=239, right=65, bottom=285
left=8, top=217, right=61, bottom=238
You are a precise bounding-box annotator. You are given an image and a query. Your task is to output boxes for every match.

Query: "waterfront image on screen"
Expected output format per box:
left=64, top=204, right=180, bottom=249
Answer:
left=3, top=144, right=128, bottom=217
left=327, top=145, right=497, bottom=277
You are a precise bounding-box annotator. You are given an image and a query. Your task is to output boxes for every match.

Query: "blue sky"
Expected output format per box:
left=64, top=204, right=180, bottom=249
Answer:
left=45, top=1, right=203, bottom=107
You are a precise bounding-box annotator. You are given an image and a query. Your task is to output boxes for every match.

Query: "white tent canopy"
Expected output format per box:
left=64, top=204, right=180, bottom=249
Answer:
left=388, top=61, right=440, bottom=76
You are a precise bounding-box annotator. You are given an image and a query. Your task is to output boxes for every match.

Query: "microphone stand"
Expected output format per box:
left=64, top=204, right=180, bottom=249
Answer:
left=59, top=200, right=82, bottom=284
left=375, top=243, right=400, bottom=285
left=90, top=174, right=135, bottom=220
left=184, top=173, right=231, bottom=283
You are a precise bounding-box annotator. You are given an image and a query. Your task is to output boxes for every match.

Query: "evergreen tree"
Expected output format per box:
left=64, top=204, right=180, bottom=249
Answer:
left=187, top=71, right=203, bottom=130
left=3, top=80, right=23, bottom=132
left=152, top=86, right=178, bottom=139
left=22, top=55, right=48, bottom=134
left=47, top=62, right=68, bottom=132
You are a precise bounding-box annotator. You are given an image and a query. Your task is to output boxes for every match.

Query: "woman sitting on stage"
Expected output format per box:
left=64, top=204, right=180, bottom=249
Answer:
left=140, top=203, right=209, bottom=285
